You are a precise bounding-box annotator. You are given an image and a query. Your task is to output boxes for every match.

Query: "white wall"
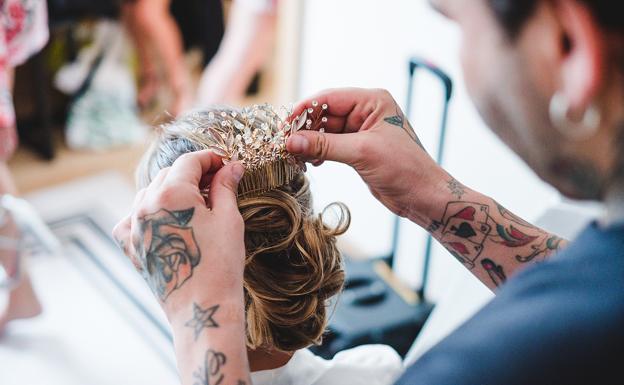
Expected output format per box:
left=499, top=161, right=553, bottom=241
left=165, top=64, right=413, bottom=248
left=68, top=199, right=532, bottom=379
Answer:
left=298, top=0, right=559, bottom=300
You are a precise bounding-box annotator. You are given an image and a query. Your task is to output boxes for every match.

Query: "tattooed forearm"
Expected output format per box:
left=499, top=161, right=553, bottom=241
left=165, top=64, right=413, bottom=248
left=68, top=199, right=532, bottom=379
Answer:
left=427, top=198, right=566, bottom=289
left=193, top=349, right=227, bottom=385
left=137, top=208, right=201, bottom=301
left=186, top=303, right=220, bottom=340
left=384, top=103, right=426, bottom=150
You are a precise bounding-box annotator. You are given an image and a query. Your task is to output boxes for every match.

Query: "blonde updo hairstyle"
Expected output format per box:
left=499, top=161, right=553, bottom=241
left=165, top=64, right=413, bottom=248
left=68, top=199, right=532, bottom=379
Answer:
left=137, top=108, right=350, bottom=352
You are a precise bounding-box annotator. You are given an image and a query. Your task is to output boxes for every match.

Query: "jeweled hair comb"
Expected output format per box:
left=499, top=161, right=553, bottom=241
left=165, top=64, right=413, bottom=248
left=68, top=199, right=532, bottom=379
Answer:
left=183, top=102, right=328, bottom=198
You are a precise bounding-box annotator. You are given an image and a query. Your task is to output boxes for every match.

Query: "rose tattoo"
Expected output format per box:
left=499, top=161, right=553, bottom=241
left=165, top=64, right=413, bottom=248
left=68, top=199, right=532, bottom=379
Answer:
left=138, top=208, right=201, bottom=301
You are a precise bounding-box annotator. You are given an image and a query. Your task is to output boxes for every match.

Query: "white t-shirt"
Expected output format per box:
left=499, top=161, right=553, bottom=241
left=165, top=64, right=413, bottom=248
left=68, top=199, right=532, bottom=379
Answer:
left=251, top=345, right=403, bottom=385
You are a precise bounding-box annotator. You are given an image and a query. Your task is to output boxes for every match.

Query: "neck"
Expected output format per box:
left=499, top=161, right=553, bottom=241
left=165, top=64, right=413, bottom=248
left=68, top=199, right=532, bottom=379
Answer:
left=602, top=180, right=624, bottom=226
left=247, top=347, right=294, bottom=372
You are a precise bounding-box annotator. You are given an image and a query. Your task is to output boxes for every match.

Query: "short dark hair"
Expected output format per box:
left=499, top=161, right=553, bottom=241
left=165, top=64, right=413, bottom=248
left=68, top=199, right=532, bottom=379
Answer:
left=488, top=0, right=623, bottom=38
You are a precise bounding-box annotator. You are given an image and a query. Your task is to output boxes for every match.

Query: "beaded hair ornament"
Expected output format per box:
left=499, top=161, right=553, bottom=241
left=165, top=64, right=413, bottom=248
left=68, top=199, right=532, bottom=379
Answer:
left=186, top=102, right=328, bottom=198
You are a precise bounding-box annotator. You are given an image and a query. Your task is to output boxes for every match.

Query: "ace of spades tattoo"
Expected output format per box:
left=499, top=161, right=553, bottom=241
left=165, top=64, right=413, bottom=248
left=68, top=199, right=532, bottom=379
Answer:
left=440, top=202, right=492, bottom=269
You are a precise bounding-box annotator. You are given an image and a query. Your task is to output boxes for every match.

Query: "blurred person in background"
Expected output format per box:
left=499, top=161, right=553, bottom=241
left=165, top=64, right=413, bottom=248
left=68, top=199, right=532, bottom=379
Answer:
left=122, top=0, right=225, bottom=116
left=0, top=0, right=48, bottom=333
left=196, top=0, right=277, bottom=106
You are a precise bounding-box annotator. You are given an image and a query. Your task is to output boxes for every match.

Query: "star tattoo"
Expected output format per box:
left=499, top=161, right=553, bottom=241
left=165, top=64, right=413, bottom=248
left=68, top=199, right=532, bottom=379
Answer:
left=185, top=303, right=220, bottom=340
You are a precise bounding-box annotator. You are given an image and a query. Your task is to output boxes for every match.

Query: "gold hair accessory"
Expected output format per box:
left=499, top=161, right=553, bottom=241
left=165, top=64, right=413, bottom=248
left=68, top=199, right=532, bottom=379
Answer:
left=191, top=102, right=328, bottom=198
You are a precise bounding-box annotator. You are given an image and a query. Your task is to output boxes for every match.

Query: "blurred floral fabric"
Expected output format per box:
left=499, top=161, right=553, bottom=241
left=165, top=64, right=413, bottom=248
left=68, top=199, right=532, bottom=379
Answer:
left=0, top=0, right=48, bottom=160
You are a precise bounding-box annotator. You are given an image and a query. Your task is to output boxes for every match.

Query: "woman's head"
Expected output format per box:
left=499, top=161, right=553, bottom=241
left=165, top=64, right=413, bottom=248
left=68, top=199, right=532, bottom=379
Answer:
left=138, top=107, right=350, bottom=352
left=430, top=0, right=624, bottom=200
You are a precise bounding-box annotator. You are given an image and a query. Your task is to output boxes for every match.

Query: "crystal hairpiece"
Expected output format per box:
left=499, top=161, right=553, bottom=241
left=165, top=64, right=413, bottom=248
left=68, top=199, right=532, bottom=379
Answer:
left=190, top=102, right=328, bottom=198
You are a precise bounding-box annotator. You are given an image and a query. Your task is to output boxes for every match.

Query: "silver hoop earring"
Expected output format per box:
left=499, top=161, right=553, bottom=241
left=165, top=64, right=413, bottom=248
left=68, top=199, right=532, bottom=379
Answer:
left=549, top=92, right=601, bottom=141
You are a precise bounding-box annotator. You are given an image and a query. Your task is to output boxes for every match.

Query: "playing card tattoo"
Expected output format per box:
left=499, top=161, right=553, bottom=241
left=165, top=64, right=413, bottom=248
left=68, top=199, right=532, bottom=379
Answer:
left=137, top=208, right=201, bottom=301
left=439, top=202, right=492, bottom=269
left=430, top=199, right=566, bottom=288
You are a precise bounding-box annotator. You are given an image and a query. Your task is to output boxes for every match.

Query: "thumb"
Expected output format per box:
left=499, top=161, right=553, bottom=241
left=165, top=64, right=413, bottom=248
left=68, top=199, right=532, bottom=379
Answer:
left=209, top=162, right=245, bottom=213
left=286, top=131, right=362, bottom=165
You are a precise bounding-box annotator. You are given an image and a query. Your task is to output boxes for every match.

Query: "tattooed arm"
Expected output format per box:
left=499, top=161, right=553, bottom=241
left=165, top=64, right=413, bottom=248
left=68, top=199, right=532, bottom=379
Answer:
left=113, top=151, right=251, bottom=385
left=172, top=296, right=248, bottom=385
left=424, top=180, right=567, bottom=289
left=287, top=88, right=566, bottom=290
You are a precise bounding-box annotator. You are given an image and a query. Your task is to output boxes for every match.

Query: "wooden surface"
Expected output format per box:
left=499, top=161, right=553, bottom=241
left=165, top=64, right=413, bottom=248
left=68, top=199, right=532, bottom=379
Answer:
left=8, top=134, right=145, bottom=195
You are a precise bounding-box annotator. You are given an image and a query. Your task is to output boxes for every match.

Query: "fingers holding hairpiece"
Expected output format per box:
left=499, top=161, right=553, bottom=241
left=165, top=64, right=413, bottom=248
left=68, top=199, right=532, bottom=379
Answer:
left=287, top=131, right=365, bottom=166
left=290, top=98, right=346, bottom=134
left=165, top=150, right=224, bottom=188
left=209, top=162, right=245, bottom=214
left=290, top=88, right=375, bottom=134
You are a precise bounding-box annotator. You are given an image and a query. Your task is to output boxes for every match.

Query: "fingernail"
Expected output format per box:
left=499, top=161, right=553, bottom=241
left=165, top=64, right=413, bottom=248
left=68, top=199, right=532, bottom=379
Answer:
left=232, top=163, right=245, bottom=182
left=288, top=134, right=309, bottom=153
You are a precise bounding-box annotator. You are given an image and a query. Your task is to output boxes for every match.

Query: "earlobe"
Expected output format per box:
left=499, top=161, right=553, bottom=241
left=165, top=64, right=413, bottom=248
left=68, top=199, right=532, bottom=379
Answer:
left=549, top=91, right=601, bottom=141
left=555, top=0, right=606, bottom=115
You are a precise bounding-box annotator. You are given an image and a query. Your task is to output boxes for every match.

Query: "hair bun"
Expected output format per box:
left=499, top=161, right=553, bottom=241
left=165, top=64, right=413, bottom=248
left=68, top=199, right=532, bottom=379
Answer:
left=240, top=175, right=350, bottom=351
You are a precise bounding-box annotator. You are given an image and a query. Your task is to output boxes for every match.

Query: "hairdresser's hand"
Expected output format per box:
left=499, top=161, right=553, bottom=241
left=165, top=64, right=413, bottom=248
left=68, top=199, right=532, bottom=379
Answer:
left=287, top=88, right=447, bottom=225
left=113, top=151, right=251, bottom=385
left=112, top=150, right=246, bottom=319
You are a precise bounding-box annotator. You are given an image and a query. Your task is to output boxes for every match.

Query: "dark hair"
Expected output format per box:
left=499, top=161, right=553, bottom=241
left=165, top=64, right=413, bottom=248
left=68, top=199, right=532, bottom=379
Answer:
left=489, top=0, right=623, bottom=38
